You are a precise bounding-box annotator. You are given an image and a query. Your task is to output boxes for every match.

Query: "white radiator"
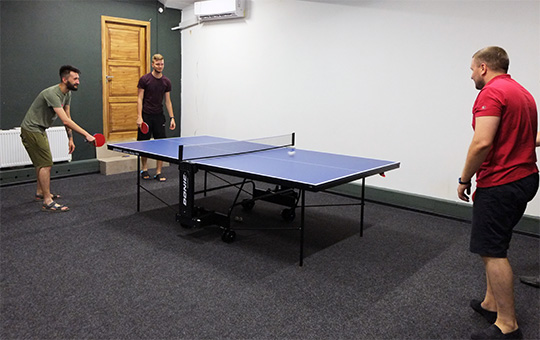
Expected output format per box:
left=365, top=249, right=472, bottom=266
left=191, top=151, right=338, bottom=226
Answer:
left=0, top=127, right=72, bottom=168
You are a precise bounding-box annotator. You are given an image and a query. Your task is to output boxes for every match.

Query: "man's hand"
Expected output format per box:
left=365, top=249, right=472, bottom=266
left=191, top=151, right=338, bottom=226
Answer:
left=85, top=134, right=96, bottom=144
left=68, top=139, right=75, bottom=154
left=457, top=182, right=472, bottom=202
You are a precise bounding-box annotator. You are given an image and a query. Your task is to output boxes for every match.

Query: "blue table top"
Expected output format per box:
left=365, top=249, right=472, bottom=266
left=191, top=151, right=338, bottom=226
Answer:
left=108, top=136, right=400, bottom=190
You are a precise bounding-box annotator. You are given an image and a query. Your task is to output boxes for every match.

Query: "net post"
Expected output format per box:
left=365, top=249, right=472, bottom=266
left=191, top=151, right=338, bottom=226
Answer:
left=292, top=132, right=295, bottom=146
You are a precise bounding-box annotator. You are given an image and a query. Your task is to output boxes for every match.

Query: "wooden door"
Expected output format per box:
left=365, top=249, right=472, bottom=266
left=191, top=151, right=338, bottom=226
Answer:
left=101, top=16, right=150, bottom=141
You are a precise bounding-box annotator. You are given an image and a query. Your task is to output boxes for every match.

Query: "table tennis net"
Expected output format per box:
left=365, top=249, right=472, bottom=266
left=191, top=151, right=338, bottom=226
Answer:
left=180, top=134, right=294, bottom=161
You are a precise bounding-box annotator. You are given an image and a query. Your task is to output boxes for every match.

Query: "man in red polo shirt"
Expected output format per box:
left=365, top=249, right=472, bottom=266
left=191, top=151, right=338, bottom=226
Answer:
left=458, top=46, right=538, bottom=340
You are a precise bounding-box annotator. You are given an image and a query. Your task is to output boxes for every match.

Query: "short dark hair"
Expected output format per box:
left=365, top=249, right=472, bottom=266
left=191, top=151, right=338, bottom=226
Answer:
left=472, top=46, right=509, bottom=73
left=59, top=65, right=81, bottom=81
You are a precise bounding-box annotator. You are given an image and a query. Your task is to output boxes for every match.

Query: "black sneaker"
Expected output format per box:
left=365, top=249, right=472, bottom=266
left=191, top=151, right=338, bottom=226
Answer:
left=470, top=299, right=497, bottom=324
left=471, top=324, right=522, bottom=339
left=519, top=275, right=540, bottom=288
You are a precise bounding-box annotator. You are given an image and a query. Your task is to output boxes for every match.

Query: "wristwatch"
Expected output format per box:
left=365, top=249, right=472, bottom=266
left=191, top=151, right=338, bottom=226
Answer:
left=458, top=177, right=471, bottom=185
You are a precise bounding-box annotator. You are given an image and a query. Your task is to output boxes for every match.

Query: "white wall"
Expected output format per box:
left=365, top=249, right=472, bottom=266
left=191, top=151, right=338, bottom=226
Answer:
left=180, top=0, right=540, bottom=217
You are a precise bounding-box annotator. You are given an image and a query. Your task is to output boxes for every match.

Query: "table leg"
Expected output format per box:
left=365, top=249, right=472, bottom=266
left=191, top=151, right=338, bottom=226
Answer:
left=360, top=177, right=365, bottom=237
left=300, top=189, right=305, bottom=266
left=137, top=155, right=140, bottom=212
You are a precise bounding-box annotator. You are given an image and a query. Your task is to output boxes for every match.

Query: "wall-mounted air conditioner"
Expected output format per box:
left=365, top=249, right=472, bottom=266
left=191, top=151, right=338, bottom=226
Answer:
left=194, top=0, right=245, bottom=22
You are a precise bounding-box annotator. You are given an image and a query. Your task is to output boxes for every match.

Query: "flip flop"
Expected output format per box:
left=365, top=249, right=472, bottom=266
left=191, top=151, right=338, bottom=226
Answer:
left=154, top=174, right=167, bottom=182
left=35, top=193, right=61, bottom=201
left=41, top=201, right=70, bottom=213
left=141, top=170, right=151, bottom=180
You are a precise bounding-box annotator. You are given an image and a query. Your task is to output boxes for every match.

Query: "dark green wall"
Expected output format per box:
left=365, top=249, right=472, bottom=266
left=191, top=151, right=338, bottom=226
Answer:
left=0, top=0, right=182, bottom=162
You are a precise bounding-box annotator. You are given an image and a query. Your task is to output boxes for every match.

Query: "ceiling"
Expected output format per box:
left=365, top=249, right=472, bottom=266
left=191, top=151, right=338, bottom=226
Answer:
left=159, top=0, right=197, bottom=10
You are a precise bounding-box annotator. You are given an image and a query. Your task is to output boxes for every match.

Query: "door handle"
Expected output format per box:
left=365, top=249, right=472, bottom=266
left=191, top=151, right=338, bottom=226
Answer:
left=105, top=75, right=114, bottom=82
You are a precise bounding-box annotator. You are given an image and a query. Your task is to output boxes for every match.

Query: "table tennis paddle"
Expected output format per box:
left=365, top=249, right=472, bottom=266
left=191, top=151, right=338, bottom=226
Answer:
left=86, top=133, right=105, bottom=147
left=140, top=122, right=149, bottom=134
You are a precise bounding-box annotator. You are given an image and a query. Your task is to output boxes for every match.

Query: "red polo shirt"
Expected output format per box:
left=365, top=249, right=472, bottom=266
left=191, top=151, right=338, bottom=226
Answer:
left=472, top=74, right=538, bottom=188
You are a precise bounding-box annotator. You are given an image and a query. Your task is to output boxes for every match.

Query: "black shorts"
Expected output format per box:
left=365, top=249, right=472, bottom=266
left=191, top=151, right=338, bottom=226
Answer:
left=470, top=173, right=539, bottom=258
left=137, top=112, right=167, bottom=141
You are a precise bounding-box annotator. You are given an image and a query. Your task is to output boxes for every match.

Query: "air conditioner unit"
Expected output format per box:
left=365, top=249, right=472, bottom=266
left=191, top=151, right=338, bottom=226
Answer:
left=194, top=0, right=245, bottom=22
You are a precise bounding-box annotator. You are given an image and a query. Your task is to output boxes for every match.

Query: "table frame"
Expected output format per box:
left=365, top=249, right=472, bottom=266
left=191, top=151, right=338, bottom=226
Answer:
left=109, top=138, right=399, bottom=266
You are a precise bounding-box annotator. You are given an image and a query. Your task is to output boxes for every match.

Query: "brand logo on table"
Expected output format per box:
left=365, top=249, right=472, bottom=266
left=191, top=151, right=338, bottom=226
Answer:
left=182, top=173, right=188, bottom=206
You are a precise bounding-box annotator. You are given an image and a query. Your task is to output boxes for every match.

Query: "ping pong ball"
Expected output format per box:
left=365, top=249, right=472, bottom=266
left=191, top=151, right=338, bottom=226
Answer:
left=288, top=149, right=295, bottom=156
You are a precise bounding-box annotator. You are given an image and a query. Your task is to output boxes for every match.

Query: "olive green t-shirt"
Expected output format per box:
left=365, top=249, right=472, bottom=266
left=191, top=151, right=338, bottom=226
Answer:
left=21, top=85, right=71, bottom=133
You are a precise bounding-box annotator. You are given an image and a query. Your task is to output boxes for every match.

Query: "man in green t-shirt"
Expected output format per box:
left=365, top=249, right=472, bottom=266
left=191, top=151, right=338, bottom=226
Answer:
left=20, top=65, right=95, bottom=212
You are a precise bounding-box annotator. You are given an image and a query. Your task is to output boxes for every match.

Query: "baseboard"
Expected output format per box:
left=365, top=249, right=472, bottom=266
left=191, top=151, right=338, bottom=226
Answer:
left=2, top=166, right=538, bottom=236
left=330, top=182, right=539, bottom=237
left=0, top=159, right=100, bottom=186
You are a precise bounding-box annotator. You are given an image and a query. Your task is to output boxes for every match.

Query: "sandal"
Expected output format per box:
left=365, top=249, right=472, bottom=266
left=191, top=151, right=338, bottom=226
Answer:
left=141, top=170, right=151, bottom=180
left=35, top=193, right=61, bottom=200
left=154, top=174, right=167, bottom=182
left=41, top=201, right=70, bottom=213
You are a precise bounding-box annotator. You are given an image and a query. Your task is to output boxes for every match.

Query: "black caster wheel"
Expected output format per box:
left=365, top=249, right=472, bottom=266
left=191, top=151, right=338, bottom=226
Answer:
left=221, top=230, right=236, bottom=243
left=281, top=208, right=296, bottom=222
left=241, top=199, right=255, bottom=211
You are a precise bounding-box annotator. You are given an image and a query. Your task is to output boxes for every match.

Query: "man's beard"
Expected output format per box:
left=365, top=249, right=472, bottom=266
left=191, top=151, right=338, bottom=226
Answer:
left=66, top=81, right=78, bottom=91
left=474, top=79, right=485, bottom=90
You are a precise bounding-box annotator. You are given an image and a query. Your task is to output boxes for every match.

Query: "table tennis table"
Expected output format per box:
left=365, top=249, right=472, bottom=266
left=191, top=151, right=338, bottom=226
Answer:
left=108, top=134, right=400, bottom=265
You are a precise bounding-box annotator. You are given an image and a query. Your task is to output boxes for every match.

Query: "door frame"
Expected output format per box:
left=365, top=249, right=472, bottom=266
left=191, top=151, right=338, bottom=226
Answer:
left=101, top=15, right=151, bottom=141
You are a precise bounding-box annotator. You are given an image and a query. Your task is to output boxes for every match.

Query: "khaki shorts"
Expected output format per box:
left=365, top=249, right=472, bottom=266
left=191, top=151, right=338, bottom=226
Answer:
left=20, top=128, right=53, bottom=168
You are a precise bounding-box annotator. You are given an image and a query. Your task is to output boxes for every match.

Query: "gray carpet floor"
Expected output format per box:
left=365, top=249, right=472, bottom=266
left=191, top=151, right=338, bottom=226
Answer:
left=1, top=166, right=539, bottom=339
